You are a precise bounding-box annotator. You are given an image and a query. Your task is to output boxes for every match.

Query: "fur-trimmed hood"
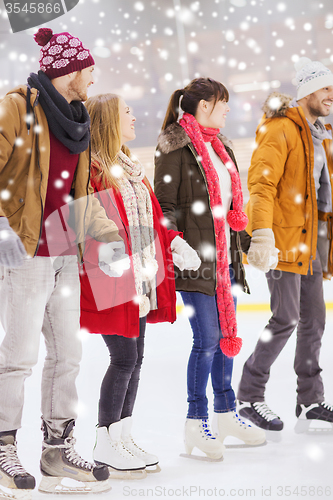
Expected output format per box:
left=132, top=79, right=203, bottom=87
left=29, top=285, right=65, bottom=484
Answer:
left=157, top=122, right=233, bottom=154
left=262, top=92, right=293, bottom=118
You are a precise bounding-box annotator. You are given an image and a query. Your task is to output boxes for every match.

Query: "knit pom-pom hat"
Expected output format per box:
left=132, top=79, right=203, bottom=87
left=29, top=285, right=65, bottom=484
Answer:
left=34, top=27, right=95, bottom=79
left=295, top=57, right=333, bottom=100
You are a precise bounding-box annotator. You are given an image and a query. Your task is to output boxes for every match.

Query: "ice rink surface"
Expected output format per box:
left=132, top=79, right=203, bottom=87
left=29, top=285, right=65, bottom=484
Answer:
left=1, top=266, right=333, bottom=500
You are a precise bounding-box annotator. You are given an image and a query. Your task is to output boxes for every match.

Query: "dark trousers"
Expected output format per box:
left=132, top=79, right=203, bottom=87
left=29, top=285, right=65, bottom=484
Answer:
left=98, top=317, right=146, bottom=427
left=237, top=253, right=325, bottom=405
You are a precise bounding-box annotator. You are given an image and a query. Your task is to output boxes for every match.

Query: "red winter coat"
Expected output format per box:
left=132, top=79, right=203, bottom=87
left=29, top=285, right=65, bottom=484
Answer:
left=80, top=173, right=178, bottom=338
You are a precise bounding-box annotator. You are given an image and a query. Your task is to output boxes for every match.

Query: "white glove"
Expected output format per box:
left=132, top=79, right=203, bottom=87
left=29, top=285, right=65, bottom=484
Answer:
left=98, top=240, right=130, bottom=278
left=170, top=235, right=201, bottom=271
left=247, top=228, right=279, bottom=273
left=0, top=217, right=27, bottom=268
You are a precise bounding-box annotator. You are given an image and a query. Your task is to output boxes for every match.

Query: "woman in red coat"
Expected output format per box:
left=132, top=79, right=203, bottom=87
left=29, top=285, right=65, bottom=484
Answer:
left=80, top=94, right=200, bottom=477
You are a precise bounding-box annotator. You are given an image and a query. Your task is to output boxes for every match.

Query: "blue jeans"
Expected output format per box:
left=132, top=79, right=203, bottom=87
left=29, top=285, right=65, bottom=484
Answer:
left=181, top=265, right=237, bottom=419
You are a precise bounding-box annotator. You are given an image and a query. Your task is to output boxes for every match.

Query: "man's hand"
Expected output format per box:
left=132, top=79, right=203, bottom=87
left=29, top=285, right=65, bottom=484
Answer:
left=247, top=228, right=279, bottom=273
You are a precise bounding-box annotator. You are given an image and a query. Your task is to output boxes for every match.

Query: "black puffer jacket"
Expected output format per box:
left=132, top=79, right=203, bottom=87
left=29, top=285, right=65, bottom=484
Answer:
left=154, top=122, right=249, bottom=295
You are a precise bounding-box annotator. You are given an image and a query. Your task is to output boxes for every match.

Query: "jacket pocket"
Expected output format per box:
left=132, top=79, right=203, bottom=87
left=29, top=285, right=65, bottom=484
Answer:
left=273, top=212, right=306, bottom=264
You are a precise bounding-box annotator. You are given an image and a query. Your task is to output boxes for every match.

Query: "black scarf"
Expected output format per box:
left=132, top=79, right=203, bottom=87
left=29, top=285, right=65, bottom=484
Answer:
left=27, top=71, right=90, bottom=154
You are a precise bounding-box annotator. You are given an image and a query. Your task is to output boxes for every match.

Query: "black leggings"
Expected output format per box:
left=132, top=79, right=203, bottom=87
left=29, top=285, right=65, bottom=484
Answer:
left=98, top=317, right=146, bottom=427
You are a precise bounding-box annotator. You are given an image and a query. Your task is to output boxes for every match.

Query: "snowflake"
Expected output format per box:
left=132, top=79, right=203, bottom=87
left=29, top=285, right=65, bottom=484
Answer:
left=56, top=35, right=69, bottom=44
left=260, top=328, right=273, bottom=343
left=60, top=285, right=72, bottom=297
left=69, top=38, right=81, bottom=47
left=53, top=59, right=70, bottom=69
left=61, top=171, right=70, bottom=179
left=199, top=242, right=215, bottom=260
left=63, top=48, right=78, bottom=58
left=268, top=97, right=282, bottom=110
left=77, top=50, right=89, bottom=60
left=15, top=137, right=24, bottom=146
left=212, top=205, right=225, bottom=218
left=33, top=125, right=43, bottom=134
left=54, top=179, right=64, bottom=189
left=192, top=200, right=206, bottom=215
left=42, top=56, right=54, bottom=65
left=163, top=174, right=172, bottom=183
left=49, top=45, right=63, bottom=55
left=0, top=189, right=11, bottom=201
left=183, top=304, right=195, bottom=318
left=110, top=164, right=123, bottom=178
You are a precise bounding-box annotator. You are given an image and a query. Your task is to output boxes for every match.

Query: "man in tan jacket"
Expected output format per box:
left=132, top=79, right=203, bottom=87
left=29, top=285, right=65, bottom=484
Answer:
left=237, top=58, right=333, bottom=434
left=0, top=28, right=124, bottom=497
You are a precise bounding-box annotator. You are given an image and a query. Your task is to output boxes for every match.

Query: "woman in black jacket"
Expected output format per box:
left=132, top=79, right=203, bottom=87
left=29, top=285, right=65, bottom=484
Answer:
left=154, top=78, right=265, bottom=459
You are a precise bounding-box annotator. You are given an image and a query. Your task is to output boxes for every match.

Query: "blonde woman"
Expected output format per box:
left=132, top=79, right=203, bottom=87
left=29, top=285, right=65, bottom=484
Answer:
left=80, top=94, right=199, bottom=477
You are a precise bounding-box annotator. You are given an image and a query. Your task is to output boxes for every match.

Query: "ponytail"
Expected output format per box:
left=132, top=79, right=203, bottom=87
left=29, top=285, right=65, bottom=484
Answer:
left=161, top=89, right=184, bottom=131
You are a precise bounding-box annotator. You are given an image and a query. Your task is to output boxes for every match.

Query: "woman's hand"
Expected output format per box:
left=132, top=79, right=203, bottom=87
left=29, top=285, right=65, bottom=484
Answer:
left=170, top=235, right=201, bottom=271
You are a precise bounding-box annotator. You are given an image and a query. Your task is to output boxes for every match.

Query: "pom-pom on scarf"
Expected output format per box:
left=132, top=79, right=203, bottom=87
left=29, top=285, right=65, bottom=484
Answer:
left=179, top=112, right=248, bottom=357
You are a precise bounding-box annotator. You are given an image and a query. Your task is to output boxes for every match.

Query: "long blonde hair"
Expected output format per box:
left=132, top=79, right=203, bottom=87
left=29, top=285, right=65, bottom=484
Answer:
left=85, top=93, right=131, bottom=190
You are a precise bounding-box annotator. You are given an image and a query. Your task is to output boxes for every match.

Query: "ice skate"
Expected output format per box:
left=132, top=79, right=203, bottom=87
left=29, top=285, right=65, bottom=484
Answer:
left=121, top=417, right=161, bottom=473
left=213, top=411, right=266, bottom=446
left=0, top=434, right=35, bottom=500
left=93, top=423, right=147, bottom=480
left=238, top=401, right=284, bottom=431
left=182, top=418, right=224, bottom=461
left=39, top=420, right=110, bottom=494
left=294, top=402, right=333, bottom=434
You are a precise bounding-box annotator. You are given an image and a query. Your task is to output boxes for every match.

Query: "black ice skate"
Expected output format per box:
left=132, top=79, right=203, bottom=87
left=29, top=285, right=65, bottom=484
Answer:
left=238, top=401, right=284, bottom=431
left=295, top=402, right=333, bottom=433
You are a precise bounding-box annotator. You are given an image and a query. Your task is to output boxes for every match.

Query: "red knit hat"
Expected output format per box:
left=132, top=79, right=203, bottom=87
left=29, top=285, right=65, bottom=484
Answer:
left=34, top=28, right=95, bottom=79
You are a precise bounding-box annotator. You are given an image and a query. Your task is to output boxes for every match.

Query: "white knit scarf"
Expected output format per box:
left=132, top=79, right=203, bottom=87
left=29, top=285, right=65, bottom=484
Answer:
left=116, top=150, right=158, bottom=316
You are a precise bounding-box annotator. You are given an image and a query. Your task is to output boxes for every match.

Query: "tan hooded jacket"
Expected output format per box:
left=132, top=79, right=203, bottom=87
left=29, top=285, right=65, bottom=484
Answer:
left=0, top=85, right=121, bottom=260
left=246, top=92, right=333, bottom=277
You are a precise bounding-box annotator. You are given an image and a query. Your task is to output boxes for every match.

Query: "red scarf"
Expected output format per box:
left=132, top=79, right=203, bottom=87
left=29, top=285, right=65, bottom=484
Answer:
left=179, top=112, right=248, bottom=357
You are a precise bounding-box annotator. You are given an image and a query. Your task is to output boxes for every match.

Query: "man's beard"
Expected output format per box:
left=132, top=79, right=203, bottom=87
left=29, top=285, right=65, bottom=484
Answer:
left=68, top=75, right=87, bottom=102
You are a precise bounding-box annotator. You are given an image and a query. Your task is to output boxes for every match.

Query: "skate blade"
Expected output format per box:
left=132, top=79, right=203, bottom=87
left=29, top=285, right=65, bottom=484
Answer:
left=224, top=440, right=267, bottom=449
left=38, top=476, right=111, bottom=494
left=0, top=487, right=32, bottom=500
left=265, top=430, right=283, bottom=442
left=146, top=464, right=161, bottom=474
left=294, top=419, right=333, bottom=435
left=180, top=453, right=223, bottom=462
left=108, top=467, right=147, bottom=480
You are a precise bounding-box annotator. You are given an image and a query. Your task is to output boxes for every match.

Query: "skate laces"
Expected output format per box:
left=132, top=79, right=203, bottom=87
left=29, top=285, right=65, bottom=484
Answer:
left=321, top=402, right=333, bottom=412
left=64, top=437, right=94, bottom=470
left=43, top=437, right=93, bottom=470
left=0, top=443, right=28, bottom=476
left=114, top=439, right=136, bottom=459
left=201, top=419, right=215, bottom=439
left=234, top=412, right=251, bottom=428
left=252, top=403, right=279, bottom=422
left=125, top=437, right=146, bottom=455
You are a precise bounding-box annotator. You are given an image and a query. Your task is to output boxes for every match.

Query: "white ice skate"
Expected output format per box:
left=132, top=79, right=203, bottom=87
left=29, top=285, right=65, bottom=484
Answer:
left=38, top=420, right=110, bottom=494
left=181, top=418, right=224, bottom=461
left=0, top=435, right=35, bottom=500
left=121, top=417, right=161, bottom=473
left=213, top=411, right=266, bottom=447
left=94, top=423, right=147, bottom=480
left=294, top=402, right=333, bottom=434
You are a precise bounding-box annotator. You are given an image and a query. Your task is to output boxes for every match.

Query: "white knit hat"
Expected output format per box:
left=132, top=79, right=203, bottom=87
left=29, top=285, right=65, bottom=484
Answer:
left=295, top=57, right=333, bottom=100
